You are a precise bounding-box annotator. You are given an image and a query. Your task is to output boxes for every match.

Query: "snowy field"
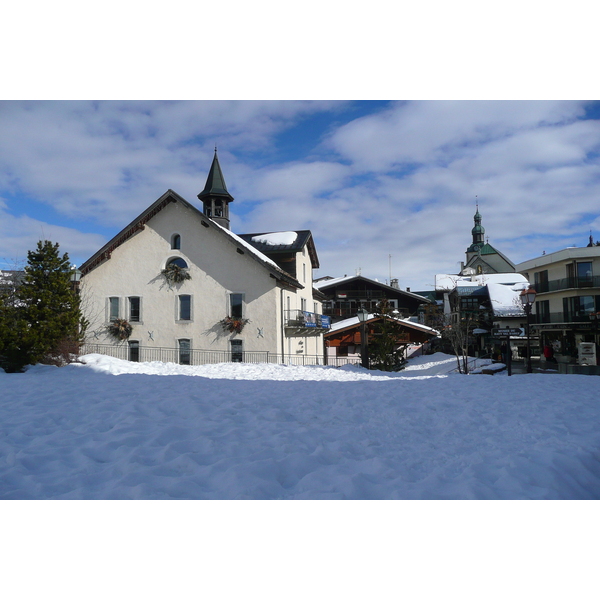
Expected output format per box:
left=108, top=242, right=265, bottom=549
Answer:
left=1, top=352, right=600, bottom=499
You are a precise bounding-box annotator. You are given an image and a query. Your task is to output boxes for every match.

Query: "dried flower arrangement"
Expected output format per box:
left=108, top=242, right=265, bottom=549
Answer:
left=161, top=263, right=191, bottom=284
left=106, top=318, right=133, bottom=341
left=219, top=316, right=250, bottom=334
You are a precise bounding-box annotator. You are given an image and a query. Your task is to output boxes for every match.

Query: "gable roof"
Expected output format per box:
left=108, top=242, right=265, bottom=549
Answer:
left=79, top=190, right=302, bottom=289
left=314, top=275, right=433, bottom=304
left=465, top=243, right=515, bottom=270
left=328, top=314, right=439, bottom=336
left=238, top=230, right=320, bottom=269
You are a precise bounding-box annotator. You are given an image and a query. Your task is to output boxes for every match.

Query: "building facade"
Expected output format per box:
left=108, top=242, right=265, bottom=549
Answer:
left=314, top=275, right=432, bottom=323
left=516, top=241, right=600, bottom=363
left=80, top=152, right=329, bottom=364
left=462, top=206, right=515, bottom=275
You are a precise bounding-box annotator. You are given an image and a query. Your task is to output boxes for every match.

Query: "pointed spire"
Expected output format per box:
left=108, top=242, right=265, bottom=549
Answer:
left=198, top=149, right=234, bottom=229
left=471, top=202, right=485, bottom=247
left=198, top=148, right=234, bottom=202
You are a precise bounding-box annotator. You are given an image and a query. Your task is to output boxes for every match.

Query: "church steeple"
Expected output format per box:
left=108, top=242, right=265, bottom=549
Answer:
left=470, top=203, right=485, bottom=250
left=198, top=148, right=234, bottom=229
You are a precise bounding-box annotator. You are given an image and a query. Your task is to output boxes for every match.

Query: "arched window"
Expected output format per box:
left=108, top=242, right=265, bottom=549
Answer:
left=167, top=257, right=188, bottom=269
left=171, top=234, right=181, bottom=250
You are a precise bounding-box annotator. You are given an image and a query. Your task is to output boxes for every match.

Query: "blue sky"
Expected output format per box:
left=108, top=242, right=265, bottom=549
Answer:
left=2, top=100, right=600, bottom=290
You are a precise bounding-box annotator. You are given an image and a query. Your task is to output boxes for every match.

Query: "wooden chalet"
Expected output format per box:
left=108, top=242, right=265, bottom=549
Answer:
left=325, top=314, right=439, bottom=362
left=314, top=275, right=433, bottom=323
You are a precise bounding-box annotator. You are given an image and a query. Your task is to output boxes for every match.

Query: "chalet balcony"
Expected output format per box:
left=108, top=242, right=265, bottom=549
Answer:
left=285, top=309, right=331, bottom=334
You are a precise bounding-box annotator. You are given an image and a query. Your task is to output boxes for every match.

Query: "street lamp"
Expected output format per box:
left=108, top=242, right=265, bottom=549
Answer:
left=357, top=307, right=370, bottom=369
left=520, top=287, right=537, bottom=373
left=70, top=266, right=82, bottom=291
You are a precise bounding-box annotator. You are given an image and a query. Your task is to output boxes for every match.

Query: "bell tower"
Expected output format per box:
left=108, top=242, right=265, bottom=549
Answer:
left=469, top=204, right=485, bottom=252
left=198, top=148, right=234, bottom=229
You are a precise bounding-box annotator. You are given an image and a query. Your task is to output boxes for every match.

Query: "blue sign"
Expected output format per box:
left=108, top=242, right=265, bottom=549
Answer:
left=303, top=311, right=317, bottom=327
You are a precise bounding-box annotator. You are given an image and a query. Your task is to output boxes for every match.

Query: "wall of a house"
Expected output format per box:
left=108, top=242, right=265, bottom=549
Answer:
left=518, top=247, right=600, bottom=315
left=281, top=246, right=324, bottom=358
left=81, top=201, right=283, bottom=355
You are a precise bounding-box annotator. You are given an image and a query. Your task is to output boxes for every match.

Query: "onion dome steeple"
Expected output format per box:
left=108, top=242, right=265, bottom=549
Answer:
left=468, top=204, right=485, bottom=252
left=198, top=148, right=234, bottom=229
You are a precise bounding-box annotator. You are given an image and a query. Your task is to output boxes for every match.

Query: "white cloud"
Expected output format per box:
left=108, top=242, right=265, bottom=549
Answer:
left=0, top=208, right=106, bottom=269
left=325, top=101, right=588, bottom=171
left=0, top=101, right=341, bottom=226
left=2, top=100, right=600, bottom=290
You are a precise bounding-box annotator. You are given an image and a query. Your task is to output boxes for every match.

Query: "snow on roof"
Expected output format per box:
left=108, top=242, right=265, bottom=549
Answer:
left=330, top=314, right=375, bottom=332
left=330, top=314, right=439, bottom=335
left=488, top=281, right=528, bottom=316
left=313, top=275, right=356, bottom=289
left=211, top=221, right=283, bottom=271
left=251, top=231, right=298, bottom=246
left=435, top=272, right=528, bottom=291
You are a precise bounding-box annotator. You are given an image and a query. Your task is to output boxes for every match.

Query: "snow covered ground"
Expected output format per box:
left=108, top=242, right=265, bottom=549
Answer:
left=1, top=352, right=600, bottom=499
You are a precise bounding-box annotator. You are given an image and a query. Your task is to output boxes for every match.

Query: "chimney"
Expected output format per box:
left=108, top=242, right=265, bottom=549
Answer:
left=390, top=278, right=399, bottom=289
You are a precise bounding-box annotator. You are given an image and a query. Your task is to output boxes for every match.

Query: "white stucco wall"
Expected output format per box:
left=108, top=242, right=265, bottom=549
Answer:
left=81, top=199, right=325, bottom=359
left=83, top=201, right=281, bottom=354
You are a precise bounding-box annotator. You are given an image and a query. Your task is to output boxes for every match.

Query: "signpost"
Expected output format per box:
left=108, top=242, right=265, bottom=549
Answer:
left=491, top=328, right=524, bottom=337
left=491, top=328, right=524, bottom=376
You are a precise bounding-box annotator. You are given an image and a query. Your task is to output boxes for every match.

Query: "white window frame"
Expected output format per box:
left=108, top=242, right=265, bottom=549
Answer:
left=229, top=292, right=245, bottom=319
left=177, top=294, right=192, bottom=321
left=178, top=338, right=191, bottom=365
left=128, top=340, right=140, bottom=362
left=128, top=296, right=141, bottom=322
left=108, top=297, right=120, bottom=322
left=230, top=339, right=243, bottom=362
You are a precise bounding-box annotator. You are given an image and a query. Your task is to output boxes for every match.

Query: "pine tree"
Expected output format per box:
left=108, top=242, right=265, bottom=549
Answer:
left=0, top=240, right=82, bottom=372
left=368, top=299, right=408, bottom=371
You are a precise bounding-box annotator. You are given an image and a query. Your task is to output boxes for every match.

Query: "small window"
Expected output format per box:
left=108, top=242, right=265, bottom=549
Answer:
left=231, top=339, right=243, bottom=362
left=303, top=262, right=306, bottom=283
left=109, top=297, right=119, bottom=321
left=179, top=339, right=191, bottom=365
left=129, top=297, right=140, bottom=322
left=128, top=340, right=139, bottom=362
left=230, top=293, right=244, bottom=319
left=301, top=298, right=307, bottom=312
left=167, top=257, right=188, bottom=269
left=179, top=295, right=191, bottom=321
left=171, top=234, right=181, bottom=250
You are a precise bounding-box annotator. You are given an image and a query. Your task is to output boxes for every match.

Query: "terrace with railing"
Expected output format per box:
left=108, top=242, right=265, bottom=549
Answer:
left=534, top=275, right=600, bottom=293
left=532, top=311, right=600, bottom=325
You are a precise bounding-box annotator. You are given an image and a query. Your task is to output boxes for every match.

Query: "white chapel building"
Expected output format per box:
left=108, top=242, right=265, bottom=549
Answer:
left=80, top=151, right=329, bottom=364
